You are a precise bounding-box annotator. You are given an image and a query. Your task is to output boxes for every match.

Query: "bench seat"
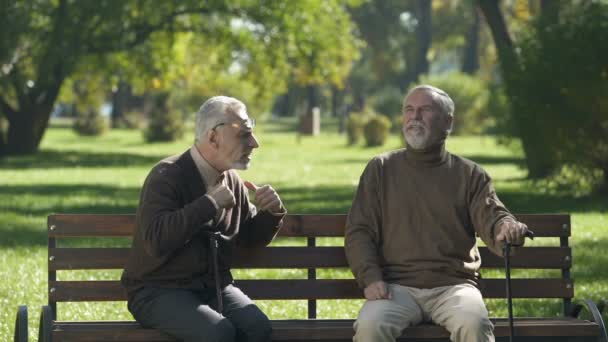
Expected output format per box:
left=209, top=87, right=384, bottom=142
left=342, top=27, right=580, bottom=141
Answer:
left=50, top=318, right=600, bottom=341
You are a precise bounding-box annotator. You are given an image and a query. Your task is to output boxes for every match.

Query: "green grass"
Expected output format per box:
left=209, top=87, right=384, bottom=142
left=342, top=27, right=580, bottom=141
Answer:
left=1, top=118, right=606, bottom=341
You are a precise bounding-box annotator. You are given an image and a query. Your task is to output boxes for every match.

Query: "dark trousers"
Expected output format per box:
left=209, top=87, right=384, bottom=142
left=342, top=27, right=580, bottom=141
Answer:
left=128, top=284, right=271, bottom=342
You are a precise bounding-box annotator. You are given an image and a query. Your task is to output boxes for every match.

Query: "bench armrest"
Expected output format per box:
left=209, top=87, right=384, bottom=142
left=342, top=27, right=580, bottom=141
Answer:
left=571, top=299, right=608, bottom=342
left=14, top=305, right=28, bottom=342
left=38, top=305, right=55, bottom=342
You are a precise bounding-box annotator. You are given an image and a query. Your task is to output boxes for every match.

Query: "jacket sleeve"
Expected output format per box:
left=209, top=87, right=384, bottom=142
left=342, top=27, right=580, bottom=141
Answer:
left=235, top=176, right=284, bottom=248
left=468, top=165, right=514, bottom=256
left=345, top=158, right=384, bottom=289
left=137, top=164, right=218, bottom=258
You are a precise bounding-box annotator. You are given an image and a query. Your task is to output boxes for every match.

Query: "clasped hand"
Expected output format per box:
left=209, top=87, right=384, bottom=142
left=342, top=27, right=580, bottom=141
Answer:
left=244, top=181, right=283, bottom=213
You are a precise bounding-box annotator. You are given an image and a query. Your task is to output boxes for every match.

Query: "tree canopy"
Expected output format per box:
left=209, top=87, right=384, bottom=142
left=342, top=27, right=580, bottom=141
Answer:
left=0, top=0, right=361, bottom=155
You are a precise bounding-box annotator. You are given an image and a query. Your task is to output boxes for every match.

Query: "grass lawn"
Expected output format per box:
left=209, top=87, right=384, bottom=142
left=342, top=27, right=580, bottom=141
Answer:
left=1, top=118, right=606, bottom=341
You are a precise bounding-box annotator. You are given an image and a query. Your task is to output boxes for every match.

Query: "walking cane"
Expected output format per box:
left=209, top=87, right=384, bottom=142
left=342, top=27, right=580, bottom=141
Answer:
left=502, top=230, right=535, bottom=342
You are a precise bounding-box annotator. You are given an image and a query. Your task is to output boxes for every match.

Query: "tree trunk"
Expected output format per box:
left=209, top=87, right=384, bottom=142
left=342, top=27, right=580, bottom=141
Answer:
left=4, top=106, right=53, bottom=155
left=306, top=85, right=320, bottom=114
left=401, top=0, right=431, bottom=89
left=462, top=4, right=481, bottom=74
left=477, top=0, right=556, bottom=178
left=111, top=80, right=131, bottom=128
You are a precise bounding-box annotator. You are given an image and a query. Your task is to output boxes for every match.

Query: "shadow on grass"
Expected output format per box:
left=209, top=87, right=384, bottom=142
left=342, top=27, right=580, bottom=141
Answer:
left=279, top=185, right=355, bottom=214
left=0, top=183, right=139, bottom=247
left=0, top=149, right=164, bottom=169
left=0, top=225, right=48, bottom=247
left=1, top=184, right=139, bottom=216
left=497, top=190, right=608, bottom=214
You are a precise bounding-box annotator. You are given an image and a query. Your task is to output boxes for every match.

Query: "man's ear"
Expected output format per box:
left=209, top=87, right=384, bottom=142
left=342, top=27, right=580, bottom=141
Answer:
left=208, top=130, right=220, bottom=149
left=446, top=115, right=454, bottom=134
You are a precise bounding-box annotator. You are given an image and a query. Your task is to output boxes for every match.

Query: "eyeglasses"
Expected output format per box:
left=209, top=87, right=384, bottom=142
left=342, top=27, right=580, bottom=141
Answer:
left=212, top=118, right=256, bottom=131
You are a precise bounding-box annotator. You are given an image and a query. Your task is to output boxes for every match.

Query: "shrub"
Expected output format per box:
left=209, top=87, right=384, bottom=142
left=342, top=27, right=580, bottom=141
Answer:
left=345, top=112, right=368, bottom=145
left=510, top=1, right=608, bottom=191
left=416, top=72, right=490, bottom=135
left=73, top=110, right=107, bottom=136
left=144, top=93, right=184, bottom=142
left=370, top=87, right=404, bottom=120
left=363, top=114, right=391, bottom=147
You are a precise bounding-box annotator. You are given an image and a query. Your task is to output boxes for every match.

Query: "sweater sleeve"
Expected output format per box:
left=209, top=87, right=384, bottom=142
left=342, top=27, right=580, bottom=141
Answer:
left=137, top=165, right=218, bottom=258
left=468, top=165, right=514, bottom=256
left=345, top=159, right=384, bottom=289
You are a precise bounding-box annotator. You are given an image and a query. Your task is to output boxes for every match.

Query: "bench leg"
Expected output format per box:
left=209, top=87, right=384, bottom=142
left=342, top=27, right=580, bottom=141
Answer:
left=14, top=305, right=28, bottom=342
left=38, top=305, right=55, bottom=342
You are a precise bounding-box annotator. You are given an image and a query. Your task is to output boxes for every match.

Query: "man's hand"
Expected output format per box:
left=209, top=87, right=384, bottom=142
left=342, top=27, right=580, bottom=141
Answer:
left=244, top=181, right=284, bottom=213
left=207, top=183, right=236, bottom=209
left=495, top=217, right=529, bottom=245
left=364, top=280, right=391, bottom=300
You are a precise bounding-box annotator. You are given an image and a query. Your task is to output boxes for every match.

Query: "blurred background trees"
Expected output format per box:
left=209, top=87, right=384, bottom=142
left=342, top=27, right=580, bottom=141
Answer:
left=1, top=0, right=607, bottom=192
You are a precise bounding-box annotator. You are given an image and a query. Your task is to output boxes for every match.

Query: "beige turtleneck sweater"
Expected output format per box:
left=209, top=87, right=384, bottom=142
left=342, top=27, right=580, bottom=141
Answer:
left=345, top=142, right=513, bottom=290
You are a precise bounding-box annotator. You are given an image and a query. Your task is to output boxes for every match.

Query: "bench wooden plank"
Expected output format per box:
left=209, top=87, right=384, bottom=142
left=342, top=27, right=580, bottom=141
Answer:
left=49, top=278, right=573, bottom=302
left=43, top=213, right=606, bottom=341
left=48, top=214, right=571, bottom=238
left=49, top=246, right=572, bottom=270
left=51, top=318, right=599, bottom=341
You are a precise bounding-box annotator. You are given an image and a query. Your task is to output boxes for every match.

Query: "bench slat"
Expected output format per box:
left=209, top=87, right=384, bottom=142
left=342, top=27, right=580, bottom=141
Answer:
left=48, top=214, right=570, bottom=238
left=49, top=278, right=573, bottom=302
left=51, top=318, right=599, bottom=341
left=49, top=246, right=571, bottom=270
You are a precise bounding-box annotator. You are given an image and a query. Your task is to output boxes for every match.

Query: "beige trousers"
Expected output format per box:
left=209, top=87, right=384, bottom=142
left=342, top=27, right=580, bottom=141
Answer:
left=353, top=283, right=494, bottom=342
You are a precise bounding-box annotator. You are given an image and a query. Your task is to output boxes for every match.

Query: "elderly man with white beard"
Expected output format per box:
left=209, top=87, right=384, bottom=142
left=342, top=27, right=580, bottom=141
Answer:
left=345, top=85, right=530, bottom=342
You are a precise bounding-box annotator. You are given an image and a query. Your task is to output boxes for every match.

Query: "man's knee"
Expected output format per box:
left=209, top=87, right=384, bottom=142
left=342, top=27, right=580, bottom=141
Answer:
left=187, top=318, right=235, bottom=342
left=354, top=317, right=405, bottom=341
left=448, top=311, right=494, bottom=342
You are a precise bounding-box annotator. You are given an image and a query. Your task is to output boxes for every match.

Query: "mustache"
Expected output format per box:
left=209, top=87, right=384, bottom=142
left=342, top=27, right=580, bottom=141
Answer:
left=406, top=120, right=427, bottom=129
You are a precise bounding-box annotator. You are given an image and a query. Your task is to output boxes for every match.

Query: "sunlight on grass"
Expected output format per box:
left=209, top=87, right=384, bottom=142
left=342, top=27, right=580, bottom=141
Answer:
left=1, top=119, right=606, bottom=341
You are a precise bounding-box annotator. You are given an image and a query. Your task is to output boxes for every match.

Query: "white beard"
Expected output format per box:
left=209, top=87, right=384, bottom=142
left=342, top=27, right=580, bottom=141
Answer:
left=403, top=124, right=430, bottom=149
left=231, top=160, right=250, bottom=170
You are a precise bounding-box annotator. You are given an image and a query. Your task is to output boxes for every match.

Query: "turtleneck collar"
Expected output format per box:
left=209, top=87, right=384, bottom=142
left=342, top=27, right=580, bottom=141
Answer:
left=404, top=140, right=448, bottom=167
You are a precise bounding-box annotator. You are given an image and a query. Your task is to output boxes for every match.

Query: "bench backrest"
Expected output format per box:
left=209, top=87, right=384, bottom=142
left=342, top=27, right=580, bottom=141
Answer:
left=47, top=213, right=573, bottom=318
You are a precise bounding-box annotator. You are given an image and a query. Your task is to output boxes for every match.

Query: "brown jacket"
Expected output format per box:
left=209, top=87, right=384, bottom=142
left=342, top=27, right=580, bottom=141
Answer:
left=345, top=143, right=512, bottom=290
left=121, top=150, right=283, bottom=297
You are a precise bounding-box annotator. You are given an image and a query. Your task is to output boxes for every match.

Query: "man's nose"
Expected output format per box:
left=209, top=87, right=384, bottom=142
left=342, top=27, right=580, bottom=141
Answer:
left=249, top=134, right=260, bottom=148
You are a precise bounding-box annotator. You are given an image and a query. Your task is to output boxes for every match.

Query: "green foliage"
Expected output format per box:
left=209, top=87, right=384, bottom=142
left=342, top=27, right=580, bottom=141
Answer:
left=417, top=72, right=492, bottom=135
left=363, top=114, right=391, bottom=147
left=0, top=0, right=361, bottom=155
left=73, top=110, right=108, bottom=136
left=369, top=86, right=403, bottom=119
left=345, top=111, right=369, bottom=145
left=144, top=93, right=184, bottom=142
left=511, top=2, right=608, bottom=190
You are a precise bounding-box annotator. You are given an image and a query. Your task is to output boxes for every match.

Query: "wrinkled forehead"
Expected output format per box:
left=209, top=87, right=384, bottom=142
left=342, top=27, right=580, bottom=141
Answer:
left=404, top=89, right=436, bottom=107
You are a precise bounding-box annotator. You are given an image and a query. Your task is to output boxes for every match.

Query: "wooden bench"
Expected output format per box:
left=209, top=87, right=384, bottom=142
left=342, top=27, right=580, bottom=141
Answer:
left=22, top=213, right=606, bottom=341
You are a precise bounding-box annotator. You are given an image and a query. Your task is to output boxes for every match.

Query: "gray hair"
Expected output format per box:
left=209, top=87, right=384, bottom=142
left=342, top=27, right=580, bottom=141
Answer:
left=404, top=84, right=455, bottom=119
left=194, top=96, right=246, bottom=143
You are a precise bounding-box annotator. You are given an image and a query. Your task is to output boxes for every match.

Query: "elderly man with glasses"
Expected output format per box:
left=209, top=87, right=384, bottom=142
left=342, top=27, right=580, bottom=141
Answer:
left=122, top=96, right=286, bottom=342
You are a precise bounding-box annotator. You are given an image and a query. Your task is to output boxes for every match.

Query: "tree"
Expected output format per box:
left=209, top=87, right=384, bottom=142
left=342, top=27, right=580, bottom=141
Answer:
left=477, top=0, right=559, bottom=178
left=514, top=2, right=608, bottom=191
left=0, top=0, right=360, bottom=156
